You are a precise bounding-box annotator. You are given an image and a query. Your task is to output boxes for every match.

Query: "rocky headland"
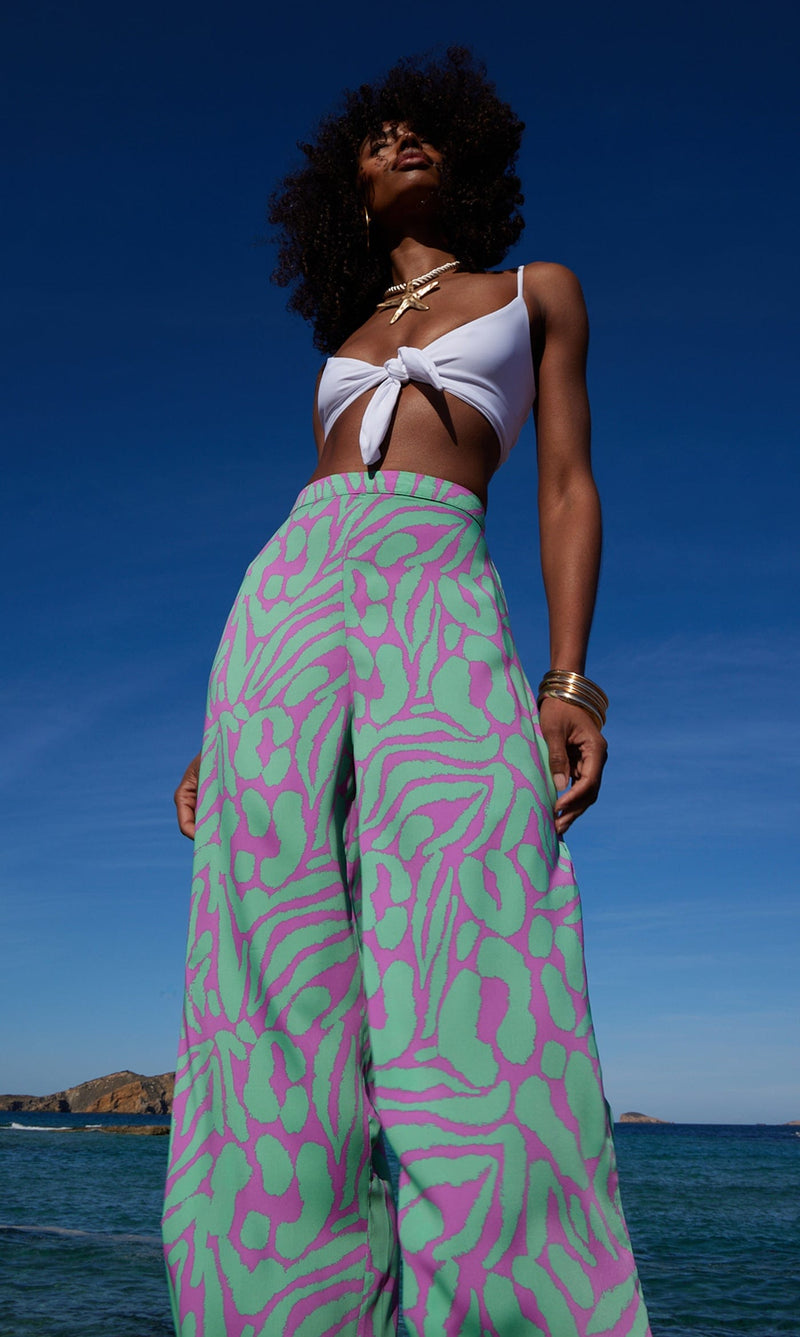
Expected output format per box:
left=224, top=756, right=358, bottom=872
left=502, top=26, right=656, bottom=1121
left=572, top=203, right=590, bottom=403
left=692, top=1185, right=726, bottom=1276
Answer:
left=3, top=1078, right=791, bottom=1128
left=95, top=1124, right=170, bottom=1135
left=0, top=1070, right=174, bottom=1115
left=618, top=1111, right=670, bottom=1124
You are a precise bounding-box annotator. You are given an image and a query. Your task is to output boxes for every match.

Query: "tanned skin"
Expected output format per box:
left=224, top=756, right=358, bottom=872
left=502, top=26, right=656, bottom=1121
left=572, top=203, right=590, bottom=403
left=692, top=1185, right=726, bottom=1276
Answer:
left=176, top=123, right=606, bottom=840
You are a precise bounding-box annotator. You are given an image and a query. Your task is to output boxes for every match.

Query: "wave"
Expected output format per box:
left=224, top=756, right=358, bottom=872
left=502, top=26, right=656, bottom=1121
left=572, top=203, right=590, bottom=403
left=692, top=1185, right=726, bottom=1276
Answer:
left=5, top=1121, right=105, bottom=1131
left=7, top=1122, right=65, bottom=1131
left=0, top=1222, right=158, bottom=1245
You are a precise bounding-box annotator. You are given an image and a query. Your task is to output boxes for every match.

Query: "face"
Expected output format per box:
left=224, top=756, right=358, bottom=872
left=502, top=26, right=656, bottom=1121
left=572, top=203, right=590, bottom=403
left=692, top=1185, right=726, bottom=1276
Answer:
left=358, top=121, right=444, bottom=220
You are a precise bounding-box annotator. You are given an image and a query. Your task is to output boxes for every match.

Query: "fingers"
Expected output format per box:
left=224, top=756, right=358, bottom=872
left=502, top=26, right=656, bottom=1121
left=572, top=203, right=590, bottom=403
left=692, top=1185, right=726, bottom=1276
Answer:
left=538, top=697, right=607, bottom=836
left=174, top=791, right=196, bottom=840
left=553, top=765, right=602, bottom=835
left=544, top=731, right=570, bottom=795
left=174, top=752, right=201, bottom=840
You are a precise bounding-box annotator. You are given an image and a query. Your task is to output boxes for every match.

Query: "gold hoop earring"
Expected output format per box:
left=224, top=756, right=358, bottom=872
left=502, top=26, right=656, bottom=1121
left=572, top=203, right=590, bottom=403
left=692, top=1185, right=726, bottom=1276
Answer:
left=364, top=205, right=371, bottom=251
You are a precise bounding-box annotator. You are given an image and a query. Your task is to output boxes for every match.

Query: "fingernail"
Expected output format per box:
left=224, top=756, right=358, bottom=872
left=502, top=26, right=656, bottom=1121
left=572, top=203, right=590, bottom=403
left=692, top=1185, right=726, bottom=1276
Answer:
left=553, top=773, right=567, bottom=792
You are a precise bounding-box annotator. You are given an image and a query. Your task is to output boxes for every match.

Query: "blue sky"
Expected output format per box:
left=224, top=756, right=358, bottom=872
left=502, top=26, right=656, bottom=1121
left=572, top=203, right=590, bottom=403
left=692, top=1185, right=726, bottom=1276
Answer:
left=2, top=0, right=797, bottom=1123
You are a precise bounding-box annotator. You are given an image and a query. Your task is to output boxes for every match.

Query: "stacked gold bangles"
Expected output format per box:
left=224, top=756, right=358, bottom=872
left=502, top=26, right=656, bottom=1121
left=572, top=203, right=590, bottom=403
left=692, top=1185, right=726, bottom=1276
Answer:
left=536, top=671, right=609, bottom=732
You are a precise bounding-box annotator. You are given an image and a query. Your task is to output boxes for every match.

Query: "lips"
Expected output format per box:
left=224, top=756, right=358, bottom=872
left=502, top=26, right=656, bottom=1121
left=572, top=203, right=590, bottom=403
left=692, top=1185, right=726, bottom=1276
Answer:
left=395, top=150, right=432, bottom=170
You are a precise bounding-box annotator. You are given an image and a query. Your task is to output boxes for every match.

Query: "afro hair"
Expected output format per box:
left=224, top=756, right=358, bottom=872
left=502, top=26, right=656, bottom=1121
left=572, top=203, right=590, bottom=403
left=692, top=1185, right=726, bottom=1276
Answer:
left=268, top=47, right=525, bottom=354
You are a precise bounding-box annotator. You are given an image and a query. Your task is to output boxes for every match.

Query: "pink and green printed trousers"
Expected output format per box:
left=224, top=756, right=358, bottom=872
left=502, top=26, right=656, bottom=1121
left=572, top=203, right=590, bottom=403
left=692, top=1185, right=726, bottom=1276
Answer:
left=163, top=470, right=651, bottom=1337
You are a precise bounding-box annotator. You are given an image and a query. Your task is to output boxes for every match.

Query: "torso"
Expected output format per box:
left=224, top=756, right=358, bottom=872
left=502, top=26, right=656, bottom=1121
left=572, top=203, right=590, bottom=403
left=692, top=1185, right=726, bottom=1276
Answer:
left=310, top=267, right=544, bottom=506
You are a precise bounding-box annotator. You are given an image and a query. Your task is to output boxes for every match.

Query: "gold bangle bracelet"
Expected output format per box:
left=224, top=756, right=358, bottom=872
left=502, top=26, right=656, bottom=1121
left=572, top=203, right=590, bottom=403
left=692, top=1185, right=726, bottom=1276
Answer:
left=540, top=671, right=608, bottom=703
left=538, top=670, right=609, bottom=712
left=545, top=686, right=607, bottom=717
left=536, top=670, right=608, bottom=730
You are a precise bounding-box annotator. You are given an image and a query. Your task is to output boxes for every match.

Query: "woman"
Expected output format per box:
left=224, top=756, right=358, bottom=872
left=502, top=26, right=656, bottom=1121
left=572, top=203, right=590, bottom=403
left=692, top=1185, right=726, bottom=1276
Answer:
left=164, top=48, right=651, bottom=1337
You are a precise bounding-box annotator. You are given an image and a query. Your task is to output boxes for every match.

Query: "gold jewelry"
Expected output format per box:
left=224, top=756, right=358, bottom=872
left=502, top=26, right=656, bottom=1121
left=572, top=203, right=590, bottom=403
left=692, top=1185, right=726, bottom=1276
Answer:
left=536, top=670, right=608, bottom=731
left=538, top=691, right=604, bottom=731
left=381, top=261, right=460, bottom=298
left=364, top=206, right=371, bottom=251
left=376, top=260, right=460, bottom=324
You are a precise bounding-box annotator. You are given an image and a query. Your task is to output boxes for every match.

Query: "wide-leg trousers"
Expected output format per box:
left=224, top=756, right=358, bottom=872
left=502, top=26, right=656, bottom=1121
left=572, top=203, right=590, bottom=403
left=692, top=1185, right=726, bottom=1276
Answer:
left=163, top=470, right=651, bottom=1337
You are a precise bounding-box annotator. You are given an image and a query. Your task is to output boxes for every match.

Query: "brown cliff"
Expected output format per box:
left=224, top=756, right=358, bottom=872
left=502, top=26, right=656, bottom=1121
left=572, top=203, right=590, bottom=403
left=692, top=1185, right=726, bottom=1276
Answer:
left=0, top=1070, right=174, bottom=1115
left=618, top=1110, right=669, bottom=1124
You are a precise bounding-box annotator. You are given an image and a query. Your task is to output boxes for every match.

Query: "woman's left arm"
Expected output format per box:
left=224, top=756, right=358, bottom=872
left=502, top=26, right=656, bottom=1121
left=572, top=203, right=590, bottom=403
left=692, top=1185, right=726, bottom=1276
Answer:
left=527, top=262, right=607, bottom=836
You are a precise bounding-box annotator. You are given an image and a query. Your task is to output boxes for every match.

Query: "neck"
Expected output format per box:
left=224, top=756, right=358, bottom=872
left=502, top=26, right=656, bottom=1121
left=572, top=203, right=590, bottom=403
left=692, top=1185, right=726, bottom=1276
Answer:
left=383, top=234, right=456, bottom=286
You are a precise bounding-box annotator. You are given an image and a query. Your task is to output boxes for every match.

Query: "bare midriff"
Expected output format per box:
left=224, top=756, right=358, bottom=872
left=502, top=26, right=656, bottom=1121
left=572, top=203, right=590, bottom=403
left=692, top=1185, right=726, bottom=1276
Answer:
left=309, top=389, right=502, bottom=506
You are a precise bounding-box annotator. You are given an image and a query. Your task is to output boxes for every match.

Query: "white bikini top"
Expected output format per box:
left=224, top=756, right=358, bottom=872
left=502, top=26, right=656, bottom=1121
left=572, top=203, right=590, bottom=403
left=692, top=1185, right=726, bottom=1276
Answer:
left=316, top=265, right=536, bottom=467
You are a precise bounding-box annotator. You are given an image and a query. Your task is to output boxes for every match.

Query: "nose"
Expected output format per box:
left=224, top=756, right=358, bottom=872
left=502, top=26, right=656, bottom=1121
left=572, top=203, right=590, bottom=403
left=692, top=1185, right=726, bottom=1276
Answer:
left=393, top=125, right=428, bottom=156
left=392, top=129, right=435, bottom=171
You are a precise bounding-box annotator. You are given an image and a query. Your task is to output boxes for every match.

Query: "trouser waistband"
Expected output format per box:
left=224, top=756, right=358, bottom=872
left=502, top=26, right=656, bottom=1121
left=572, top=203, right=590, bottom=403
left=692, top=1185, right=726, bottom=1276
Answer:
left=290, top=470, right=486, bottom=525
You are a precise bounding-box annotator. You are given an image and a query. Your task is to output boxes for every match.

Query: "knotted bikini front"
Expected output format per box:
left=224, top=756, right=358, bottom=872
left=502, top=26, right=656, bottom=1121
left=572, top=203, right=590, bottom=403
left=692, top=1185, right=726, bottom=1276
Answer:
left=357, top=346, right=444, bottom=465
left=316, top=267, right=537, bottom=467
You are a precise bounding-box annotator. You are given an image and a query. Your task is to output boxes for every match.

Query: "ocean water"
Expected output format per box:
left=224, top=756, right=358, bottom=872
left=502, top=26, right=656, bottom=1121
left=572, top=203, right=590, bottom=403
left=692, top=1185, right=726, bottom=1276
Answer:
left=0, top=1114, right=797, bottom=1336
left=0, top=1113, right=174, bottom=1337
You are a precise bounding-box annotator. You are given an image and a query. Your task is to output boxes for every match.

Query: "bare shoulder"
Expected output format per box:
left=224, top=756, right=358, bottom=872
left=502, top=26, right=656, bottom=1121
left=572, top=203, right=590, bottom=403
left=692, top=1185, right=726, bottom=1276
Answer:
left=519, top=262, right=588, bottom=331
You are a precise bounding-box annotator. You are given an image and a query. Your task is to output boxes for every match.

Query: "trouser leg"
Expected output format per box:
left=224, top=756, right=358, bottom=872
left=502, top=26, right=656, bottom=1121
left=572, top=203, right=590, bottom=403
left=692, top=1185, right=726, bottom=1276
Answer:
left=163, top=495, right=398, bottom=1337
left=344, top=483, right=651, bottom=1337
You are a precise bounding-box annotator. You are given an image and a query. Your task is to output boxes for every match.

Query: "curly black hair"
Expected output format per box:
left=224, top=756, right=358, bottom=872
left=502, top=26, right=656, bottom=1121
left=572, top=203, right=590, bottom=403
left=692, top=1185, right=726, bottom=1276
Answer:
left=268, top=47, right=525, bottom=354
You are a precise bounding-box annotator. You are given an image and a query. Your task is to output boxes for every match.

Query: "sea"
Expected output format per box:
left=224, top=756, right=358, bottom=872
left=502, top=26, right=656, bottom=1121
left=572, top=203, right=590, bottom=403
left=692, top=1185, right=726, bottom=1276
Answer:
left=0, top=1115, right=797, bottom=1336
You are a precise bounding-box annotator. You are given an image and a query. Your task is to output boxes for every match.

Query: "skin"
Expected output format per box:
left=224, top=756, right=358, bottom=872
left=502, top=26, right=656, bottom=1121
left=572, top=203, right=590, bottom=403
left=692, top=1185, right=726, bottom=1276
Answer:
left=176, top=121, right=606, bottom=839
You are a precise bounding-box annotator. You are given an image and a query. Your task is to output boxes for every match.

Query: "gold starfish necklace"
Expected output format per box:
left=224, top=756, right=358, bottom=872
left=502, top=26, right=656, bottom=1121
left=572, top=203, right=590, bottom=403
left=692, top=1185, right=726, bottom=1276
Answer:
left=376, top=261, right=460, bottom=324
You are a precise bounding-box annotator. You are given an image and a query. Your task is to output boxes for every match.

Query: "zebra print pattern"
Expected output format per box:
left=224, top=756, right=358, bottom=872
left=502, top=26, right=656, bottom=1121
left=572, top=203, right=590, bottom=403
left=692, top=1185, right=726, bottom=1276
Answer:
left=163, top=470, right=651, bottom=1337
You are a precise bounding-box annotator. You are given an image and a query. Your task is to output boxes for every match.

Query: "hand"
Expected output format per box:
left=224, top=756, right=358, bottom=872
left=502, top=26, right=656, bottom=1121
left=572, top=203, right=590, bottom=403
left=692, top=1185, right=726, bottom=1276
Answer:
left=174, top=753, right=201, bottom=839
left=538, top=696, right=607, bottom=836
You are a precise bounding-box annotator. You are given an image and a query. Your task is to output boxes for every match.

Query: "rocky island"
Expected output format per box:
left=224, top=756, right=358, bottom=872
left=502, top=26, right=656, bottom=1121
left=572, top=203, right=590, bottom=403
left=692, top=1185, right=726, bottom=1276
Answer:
left=0, top=1069, right=174, bottom=1115
left=618, top=1111, right=670, bottom=1124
